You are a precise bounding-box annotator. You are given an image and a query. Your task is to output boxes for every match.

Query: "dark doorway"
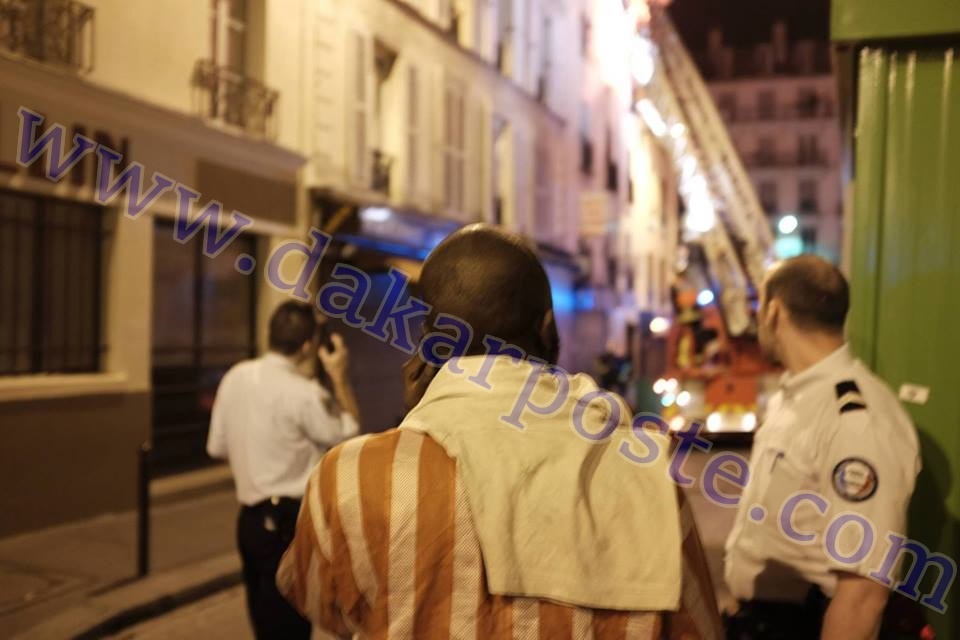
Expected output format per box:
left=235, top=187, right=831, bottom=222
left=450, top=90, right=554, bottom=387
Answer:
left=151, top=219, right=257, bottom=475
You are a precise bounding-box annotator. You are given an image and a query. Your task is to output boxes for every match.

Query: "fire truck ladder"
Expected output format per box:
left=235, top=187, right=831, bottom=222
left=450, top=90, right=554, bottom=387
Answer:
left=637, top=7, right=774, bottom=336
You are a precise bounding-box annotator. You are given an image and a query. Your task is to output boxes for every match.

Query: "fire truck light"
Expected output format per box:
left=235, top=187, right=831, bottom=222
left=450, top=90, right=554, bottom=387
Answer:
left=741, top=412, right=758, bottom=432
left=676, top=390, right=691, bottom=407
left=706, top=412, right=723, bottom=432
left=661, top=393, right=676, bottom=407
left=697, top=289, right=714, bottom=306
left=669, top=416, right=686, bottom=432
left=653, top=378, right=668, bottom=394
left=665, top=378, right=679, bottom=393
left=649, top=316, right=670, bottom=335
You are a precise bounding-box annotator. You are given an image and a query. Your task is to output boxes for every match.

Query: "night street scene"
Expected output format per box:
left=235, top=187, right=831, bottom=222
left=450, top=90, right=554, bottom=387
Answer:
left=0, top=0, right=957, bottom=638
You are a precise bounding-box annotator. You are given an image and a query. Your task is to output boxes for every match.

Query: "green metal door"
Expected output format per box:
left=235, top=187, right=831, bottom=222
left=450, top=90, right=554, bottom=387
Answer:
left=848, top=46, right=960, bottom=637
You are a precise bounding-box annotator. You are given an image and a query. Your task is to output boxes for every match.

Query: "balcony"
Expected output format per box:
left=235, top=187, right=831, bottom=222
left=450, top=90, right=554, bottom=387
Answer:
left=0, top=0, right=94, bottom=72
left=719, top=100, right=835, bottom=123
left=695, top=42, right=831, bottom=80
left=747, top=150, right=830, bottom=169
left=192, top=60, right=279, bottom=139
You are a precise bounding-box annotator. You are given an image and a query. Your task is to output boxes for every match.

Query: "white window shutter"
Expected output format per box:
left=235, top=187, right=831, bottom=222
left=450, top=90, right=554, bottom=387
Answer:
left=347, top=29, right=370, bottom=186
left=440, top=79, right=467, bottom=216
left=464, top=98, right=489, bottom=222
left=431, top=68, right=446, bottom=210
left=405, top=63, right=421, bottom=202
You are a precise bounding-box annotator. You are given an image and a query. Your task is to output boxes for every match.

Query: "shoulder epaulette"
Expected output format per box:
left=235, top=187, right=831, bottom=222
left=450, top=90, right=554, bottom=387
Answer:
left=835, top=380, right=867, bottom=414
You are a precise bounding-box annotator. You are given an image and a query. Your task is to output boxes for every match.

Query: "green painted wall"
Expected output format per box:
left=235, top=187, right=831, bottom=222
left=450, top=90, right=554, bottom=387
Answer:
left=832, top=0, right=960, bottom=42
left=847, top=46, right=960, bottom=637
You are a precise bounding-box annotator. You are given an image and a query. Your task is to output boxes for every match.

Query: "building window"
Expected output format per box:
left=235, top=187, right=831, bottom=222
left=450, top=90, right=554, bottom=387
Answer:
left=756, top=136, right=776, bottom=166
left=537, top=15, right=551, bottom=103
left=757, top=90, right=775, bottom=119
left=350, top=30, right=370, bottom=185
left=798, top=133, right=821, bottom=165
left=758, top=180, right=778, bottom=213
left=580, top=104, right=593, bottom=176
left=497, top=0, right=513, bottom=74
left=796, top=88, right=819, bottom=118
left=0, top=190, right=102, bottom=375
left=716, top=92, right=737, bottom=121
left=799, top=178, right=818, bottom=212
left=406, top=65, right=420, bottom=197
left=196, top=0, right=278, bottom=137
left=605, top=128, right=619, bottom=193
left=443, top=80, right=466, bottom=213
left=534, top=138, right=552, bottom=232
left=210, top=0, right=247, bottom=72
left=580, top=13, right=591, bottom=59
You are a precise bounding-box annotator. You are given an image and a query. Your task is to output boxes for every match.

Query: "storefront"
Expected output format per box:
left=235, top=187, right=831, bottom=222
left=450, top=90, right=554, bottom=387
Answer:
left=0, top=59, right=305, bottom=533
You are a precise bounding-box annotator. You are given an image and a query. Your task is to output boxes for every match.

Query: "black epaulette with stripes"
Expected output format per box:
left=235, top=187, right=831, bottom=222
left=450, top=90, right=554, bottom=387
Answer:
left=835, top=380, right=867, bottom=414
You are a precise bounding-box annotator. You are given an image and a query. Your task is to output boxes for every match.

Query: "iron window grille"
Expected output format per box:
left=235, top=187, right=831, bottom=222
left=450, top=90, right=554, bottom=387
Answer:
left=0, top=189, right=103, bottom=375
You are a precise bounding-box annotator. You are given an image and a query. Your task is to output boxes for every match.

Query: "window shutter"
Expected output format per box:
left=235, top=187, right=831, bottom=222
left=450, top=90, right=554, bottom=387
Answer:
left=464, top=97, right=486, bottom=221
left=348, top=30, right=370, bottom=186
left=442, top=80, right=466, bottom=216
left=405, top=63, right=421, bottom=201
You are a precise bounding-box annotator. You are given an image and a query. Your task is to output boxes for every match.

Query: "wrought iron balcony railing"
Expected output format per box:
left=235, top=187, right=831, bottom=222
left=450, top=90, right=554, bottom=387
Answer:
left=192, top=59, right=279, bottom=139
left=748, top=150, right=830, bottom=168
left=0, top=0, right=94, bottom=72
left=720, top=101, right=836, bottom=123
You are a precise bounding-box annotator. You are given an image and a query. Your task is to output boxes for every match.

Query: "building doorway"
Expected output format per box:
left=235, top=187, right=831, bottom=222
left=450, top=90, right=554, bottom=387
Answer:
left=151, top=219, right=257, bottom=475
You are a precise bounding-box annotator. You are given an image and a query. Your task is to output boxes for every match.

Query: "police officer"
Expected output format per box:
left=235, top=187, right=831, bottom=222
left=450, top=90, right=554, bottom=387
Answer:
left=207, top=301, right=360, bottom=639
left=724, top=256, right=921, bottom=639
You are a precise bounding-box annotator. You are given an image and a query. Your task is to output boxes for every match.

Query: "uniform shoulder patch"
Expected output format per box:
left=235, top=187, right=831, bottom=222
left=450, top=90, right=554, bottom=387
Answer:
left=835, top=380, right=867, bottom=414
left=832, top=457, right=878, bottom=501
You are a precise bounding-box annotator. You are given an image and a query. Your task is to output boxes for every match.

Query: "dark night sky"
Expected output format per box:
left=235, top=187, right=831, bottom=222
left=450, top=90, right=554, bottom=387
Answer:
left=668, top=0, right=831, bottom=50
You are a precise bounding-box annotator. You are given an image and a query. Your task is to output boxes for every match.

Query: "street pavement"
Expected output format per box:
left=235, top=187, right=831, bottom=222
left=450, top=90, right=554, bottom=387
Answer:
left=0, top=479, right=239, bottom=636
left=106, top=585, right=253, bottom=640
left=110, top=446, right=749, bottom=638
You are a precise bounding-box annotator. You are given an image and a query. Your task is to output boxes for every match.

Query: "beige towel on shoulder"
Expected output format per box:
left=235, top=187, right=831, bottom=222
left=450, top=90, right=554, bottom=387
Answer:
left=400, top=355, right=681, bottom=611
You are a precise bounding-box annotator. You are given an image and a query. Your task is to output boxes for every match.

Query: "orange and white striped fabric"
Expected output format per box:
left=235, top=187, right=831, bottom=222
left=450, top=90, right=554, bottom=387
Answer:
left=277, top=429, right=722, bottom=639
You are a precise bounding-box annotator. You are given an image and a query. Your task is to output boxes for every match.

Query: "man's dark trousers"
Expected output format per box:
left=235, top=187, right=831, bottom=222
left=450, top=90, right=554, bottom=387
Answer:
left=237, top=497, right=310, bottom=640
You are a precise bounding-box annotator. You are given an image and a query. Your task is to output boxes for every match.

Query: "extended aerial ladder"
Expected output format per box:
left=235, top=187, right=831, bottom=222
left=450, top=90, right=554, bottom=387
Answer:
left=633, top=5, right=774, bottom=337
left=630, top=3, right=778, bottom=432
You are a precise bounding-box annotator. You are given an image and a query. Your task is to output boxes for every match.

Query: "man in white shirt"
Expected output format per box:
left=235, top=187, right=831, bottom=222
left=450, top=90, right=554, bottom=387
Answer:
left=724, top=256, right=920, bottom=639
left=207, top=301, right=359, bottom=639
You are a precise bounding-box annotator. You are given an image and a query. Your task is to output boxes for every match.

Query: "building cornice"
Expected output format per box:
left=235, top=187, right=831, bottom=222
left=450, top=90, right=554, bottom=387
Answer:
left=0, top=53, right=308, bottom=175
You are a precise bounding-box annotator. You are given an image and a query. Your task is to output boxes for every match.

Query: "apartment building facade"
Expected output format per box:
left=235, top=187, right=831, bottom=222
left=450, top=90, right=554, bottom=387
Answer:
left=0, top=0, right=672, bottom=536
left=696, top=21, right=843, bottom=262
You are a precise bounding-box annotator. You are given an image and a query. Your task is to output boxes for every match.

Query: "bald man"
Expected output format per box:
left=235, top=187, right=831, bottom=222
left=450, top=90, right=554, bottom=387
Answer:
left=278, top=225, right=722, bottom=639
left=724, top=256, right=920, bottom=639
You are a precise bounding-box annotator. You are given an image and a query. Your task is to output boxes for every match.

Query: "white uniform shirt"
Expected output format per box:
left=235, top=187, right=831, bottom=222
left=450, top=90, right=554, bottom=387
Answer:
left=206, top=352, right=359, bottom=505
left=724, top=344, right=920, bottom=602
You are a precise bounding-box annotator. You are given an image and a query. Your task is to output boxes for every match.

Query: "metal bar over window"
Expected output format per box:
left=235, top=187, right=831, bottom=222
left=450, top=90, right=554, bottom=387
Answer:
left=0, top=189, right=103, bottom=376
